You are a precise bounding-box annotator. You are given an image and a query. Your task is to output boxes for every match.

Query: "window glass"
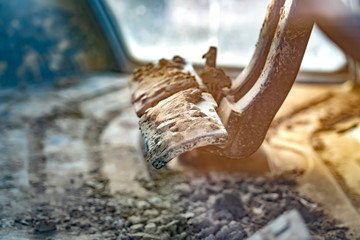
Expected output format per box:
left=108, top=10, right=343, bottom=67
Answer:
left=106, top=0, right=346, bottom=72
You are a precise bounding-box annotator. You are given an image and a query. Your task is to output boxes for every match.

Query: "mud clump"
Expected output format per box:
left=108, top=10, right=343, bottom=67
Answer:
left=130, top=56, right=199, bottom=117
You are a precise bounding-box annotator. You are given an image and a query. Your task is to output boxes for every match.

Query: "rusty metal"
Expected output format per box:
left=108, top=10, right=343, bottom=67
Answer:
left=205, top=0, right=314, bottom=159
left=229, top=0, right=285, bottom=102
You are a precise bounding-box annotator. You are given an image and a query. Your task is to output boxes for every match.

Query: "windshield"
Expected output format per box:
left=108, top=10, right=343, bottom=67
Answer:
left=105, top=0, right=346, bottom=72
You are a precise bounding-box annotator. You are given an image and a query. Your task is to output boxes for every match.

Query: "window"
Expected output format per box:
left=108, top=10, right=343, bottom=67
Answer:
left=105, top=0, right=347, bottom=72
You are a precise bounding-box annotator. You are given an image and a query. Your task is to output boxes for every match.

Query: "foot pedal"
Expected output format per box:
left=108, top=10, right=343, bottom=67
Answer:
left=131, top=59, right=228, bottom=169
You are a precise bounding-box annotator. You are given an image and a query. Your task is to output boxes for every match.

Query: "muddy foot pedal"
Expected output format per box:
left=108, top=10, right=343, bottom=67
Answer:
left=130, top=56, right=228, bottom=169
left=139, top=88, right=227, bottom=169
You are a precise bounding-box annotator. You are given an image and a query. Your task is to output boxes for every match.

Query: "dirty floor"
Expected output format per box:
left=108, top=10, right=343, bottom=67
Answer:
left=0, top=75, right=358, bottom=239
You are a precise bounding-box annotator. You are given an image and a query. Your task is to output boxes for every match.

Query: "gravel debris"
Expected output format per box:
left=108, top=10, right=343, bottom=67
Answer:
left=0, top=170, right=352, bottom=239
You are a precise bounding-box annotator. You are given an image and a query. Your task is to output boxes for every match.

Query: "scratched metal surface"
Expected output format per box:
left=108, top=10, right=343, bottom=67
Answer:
left=0, top=0, right=117, bottom=88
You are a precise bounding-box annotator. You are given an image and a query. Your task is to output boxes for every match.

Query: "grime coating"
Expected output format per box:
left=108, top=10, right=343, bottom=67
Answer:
left=130, top=56, right=200, bottom=117
left=139, top=88, right=228, bottom=168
